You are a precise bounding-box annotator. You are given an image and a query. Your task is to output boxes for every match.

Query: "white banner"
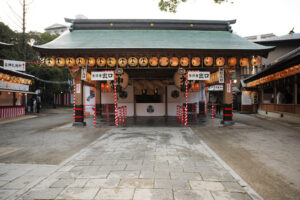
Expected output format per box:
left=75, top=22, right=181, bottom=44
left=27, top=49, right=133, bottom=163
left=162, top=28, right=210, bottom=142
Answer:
left=0, top=80, right=29, bottom=91
left=219, top=67, right=224, bottom=83
left=76, top=84, right=81, bottom=94
left=4, top=60, right=26, bottom=71
left=81, top=66, right=87, bottom=80
left=187, top=71, right=210, bottom=80
left=91, top=71, right=114, bottom=81
left=208, top=85, right=223, bottom=91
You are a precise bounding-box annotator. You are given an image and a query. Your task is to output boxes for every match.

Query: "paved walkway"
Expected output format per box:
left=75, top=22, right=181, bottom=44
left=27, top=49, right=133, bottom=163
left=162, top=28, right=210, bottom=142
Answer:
left=1, top=127, right=260, bottom=200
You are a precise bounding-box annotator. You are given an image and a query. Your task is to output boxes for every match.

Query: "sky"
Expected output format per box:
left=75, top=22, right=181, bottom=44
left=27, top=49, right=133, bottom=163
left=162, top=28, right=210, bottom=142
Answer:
left=0, top=0, right=299, bottom=37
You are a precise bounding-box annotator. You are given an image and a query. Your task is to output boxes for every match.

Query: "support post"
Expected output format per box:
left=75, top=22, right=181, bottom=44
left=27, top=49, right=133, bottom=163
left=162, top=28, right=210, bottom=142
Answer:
left=70, top=68, right=86, bottom=126
left=294, top=75, right=298, bottom=105
left=185, top=73, right=188, bottom=127
left=114, top=72, right=118, bottom=127
left=222, top=67, right=234, bottom=125
left=96, top=82, right=101, bottom=116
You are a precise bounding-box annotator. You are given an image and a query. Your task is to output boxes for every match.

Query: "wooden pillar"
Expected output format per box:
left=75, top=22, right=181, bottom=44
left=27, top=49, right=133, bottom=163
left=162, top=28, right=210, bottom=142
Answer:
left=96, top=82, right=101, bottom=116
left=70, top=68, right=86, bottom=126
left=273, top=83, right=277, bottom=104
left=222, top=67, right=233, bottom=123
left=165, top=86, right=168, bottom=117
left=294, top=75, right=298, bottom=104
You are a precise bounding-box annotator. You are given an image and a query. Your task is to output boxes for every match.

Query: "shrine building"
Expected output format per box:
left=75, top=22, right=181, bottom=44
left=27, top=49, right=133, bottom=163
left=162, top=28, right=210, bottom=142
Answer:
left=33, top=19, right=274, bottom=126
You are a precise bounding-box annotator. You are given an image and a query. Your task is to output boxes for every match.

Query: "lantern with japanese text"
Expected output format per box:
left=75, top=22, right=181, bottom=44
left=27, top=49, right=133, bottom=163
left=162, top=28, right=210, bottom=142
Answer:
left=191, top=57, right=201, bottom=67
left=204, top=57, right=213, bottom=67
left=76, top=57, right=86, bottom=67
left=251, top=57, right=261, bottom=67
left=228, top=57, right=237, bottom=67
left=216, top=57, right=225, bottom=67
left=45, top=57, right=55, bottom=67
left=87, top=57, right=96, bottom=67
left=118, top=57, right=127, bottom=67
left=107, top=57, right=117, bottom=67
left=55, top=57, right=65, bottom=67
left=139, top=57, right=148, bottom=67
left=66, top=57, right=76, bottom=67
left=149, top=57, right=158, bottom=67
left=97, top=57, right=106, bottom=67
left=180, top=57, right=189, bottom=67
left=240, top=58, right=249, bottom=67
left=128, top=57, right=138, bottom=67
left=170, top=57, right=179, bottom=67
left=159, top=57, right=169, bottom=67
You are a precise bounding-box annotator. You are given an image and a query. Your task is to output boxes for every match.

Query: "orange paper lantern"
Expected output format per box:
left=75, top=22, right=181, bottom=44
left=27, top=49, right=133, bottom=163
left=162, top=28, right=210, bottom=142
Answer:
left=228, top=57, right=237, bottom=67
left=204, top=57, right=213, bottom=67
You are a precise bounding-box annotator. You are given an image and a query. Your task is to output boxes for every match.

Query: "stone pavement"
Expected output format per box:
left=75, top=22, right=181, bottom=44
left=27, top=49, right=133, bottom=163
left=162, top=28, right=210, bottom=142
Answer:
left=1, top=127, right=261, bottom=200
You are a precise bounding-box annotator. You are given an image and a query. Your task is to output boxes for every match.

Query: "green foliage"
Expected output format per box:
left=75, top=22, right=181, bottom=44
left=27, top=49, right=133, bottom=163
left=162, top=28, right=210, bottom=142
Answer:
left=159, top=0, right=232, bottom=13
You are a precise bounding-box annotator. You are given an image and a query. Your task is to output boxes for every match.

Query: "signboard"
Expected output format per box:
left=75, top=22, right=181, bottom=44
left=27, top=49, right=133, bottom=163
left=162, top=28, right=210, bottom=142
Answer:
left=76, top=84, right=81, bottom=94
left=187, top=71, right=210, bottom=80
left=91, top=71, right=114, bottom=81
left=4, top=60, right=26, bottom=71
left=226, top=83, right=231, bottom=93
left=81, top=66, right=87, bottom=80
left=0, top=80, right=29, bottom=91
left=208, top=85, right=223, bottom=91
left=219, top=67, right=224, bottom=83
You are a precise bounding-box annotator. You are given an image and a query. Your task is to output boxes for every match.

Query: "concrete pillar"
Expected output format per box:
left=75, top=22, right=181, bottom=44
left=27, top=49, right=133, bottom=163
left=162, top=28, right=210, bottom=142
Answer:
left=96, top=82, right=101, bottom=116
left=70, top=68, right=86, bottom=126
left=222, top=67, right=233, bottom=124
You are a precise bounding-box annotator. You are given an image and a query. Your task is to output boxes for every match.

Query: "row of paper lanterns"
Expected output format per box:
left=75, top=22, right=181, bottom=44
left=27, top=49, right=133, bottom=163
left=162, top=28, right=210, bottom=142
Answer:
left=0, top=73, right=32, bottom=85
left=44, top=56, right=261, bottom=68
left=247, top=65, right=299, bottom=87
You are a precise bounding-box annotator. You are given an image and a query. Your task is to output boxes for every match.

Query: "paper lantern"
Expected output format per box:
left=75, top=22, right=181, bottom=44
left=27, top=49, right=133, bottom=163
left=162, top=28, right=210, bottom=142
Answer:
left=66, top=57, right=75, bottom=67
left=240, top=58, right=249, bottom=67
left=76, top=57, right=86, bottom=67
left=195, top=83, right=199, bottom=90
left=118, top=57, right=127, bottom=67
left=45, top=57, right=55, bottom=67
left=191, top=57, right=201, bottom=67
left=170, top=57, right=179, bottom=67
left=159, top=57, right=169, bottom=67
left=107, top=57, right=117, bottom=67
left=55, top=57, right=65, bottom=67
left=180, top=57, right=189, bottom=67
left=149, top=57, right=158, bottom=67
left=0, top=73, right=3, bottom=79
left=96, top=57, right=106, bottom=67
left=216, top=57, right=225, bottom=67
left=4, top=74, right=10, bottom=81
left=139, top=57, right=148, bottom=67
left=228, top=57, right=237, bottom=67
left=128, top=57, right=138, bottom=67
left=87, top=57, right=96, bottom=67
left=204, top=57, right=213, bottom=67
left=251, top=57, right=261, bottom=66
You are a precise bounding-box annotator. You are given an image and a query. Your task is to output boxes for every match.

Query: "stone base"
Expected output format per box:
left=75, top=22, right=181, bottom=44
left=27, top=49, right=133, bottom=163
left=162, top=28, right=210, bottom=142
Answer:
left=72, top=121, right=87, bottom=127
left=221, top=120, right=235, bottom=126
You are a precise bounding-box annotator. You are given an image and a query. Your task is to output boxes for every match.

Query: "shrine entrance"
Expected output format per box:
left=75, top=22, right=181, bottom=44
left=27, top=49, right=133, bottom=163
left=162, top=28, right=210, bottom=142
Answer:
left=33, top=19, right=273, bottom=127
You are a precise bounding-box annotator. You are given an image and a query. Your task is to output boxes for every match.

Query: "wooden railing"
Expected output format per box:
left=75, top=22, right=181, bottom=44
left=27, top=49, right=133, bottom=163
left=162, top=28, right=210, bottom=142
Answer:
left=259, top=104, right=300, bottom=114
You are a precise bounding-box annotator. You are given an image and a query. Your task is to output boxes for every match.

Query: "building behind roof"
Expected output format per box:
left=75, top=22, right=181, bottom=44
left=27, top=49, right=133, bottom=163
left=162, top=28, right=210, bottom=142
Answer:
left=44, top=23, right=68, bottom=35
